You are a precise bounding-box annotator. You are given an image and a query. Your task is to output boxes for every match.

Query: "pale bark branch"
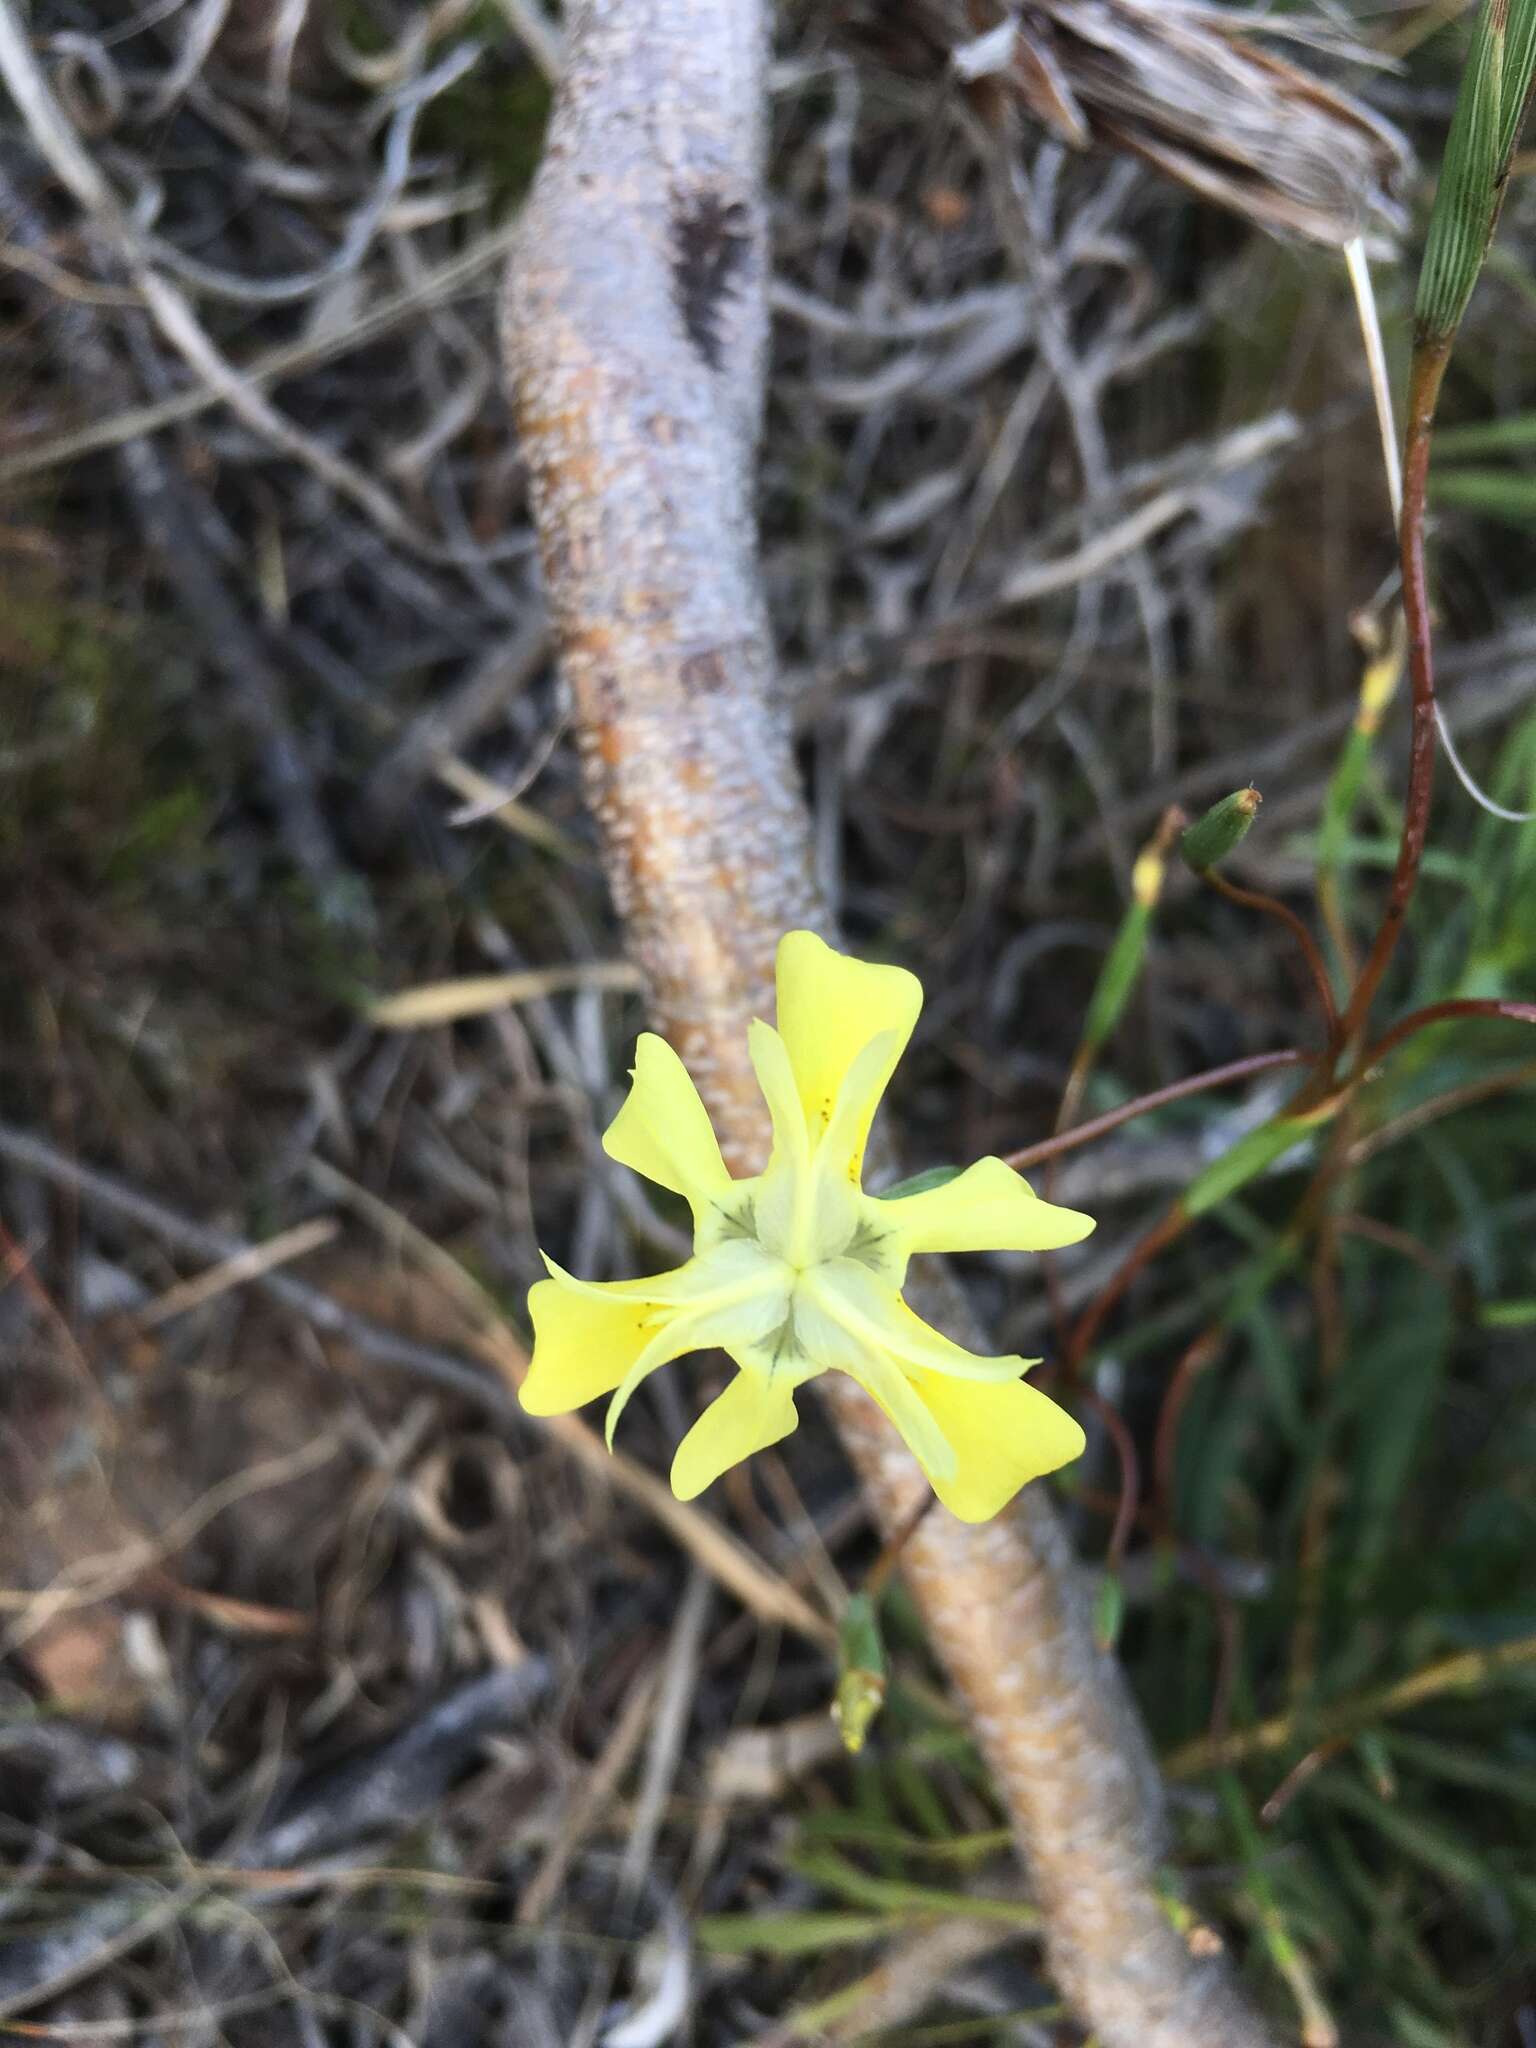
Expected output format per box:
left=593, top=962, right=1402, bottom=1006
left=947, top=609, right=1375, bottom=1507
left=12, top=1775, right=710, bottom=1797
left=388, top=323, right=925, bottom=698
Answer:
left=501, top=6, right=1277, bottom=2041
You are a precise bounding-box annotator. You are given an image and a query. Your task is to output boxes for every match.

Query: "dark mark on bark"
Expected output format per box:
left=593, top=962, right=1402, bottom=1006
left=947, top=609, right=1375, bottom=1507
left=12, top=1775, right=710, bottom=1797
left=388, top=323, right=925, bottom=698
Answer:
left=670, top=189, right=751, bottom=370
left=680, top=645, right=731, bottom=696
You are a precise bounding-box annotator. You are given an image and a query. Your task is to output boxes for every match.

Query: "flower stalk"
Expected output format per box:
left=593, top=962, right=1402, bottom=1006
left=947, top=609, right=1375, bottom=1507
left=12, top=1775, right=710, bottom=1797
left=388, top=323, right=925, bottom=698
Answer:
left=1343, top=0, right=1536, bottom=1046
left=1058, top=0, right=1536, bottom=1397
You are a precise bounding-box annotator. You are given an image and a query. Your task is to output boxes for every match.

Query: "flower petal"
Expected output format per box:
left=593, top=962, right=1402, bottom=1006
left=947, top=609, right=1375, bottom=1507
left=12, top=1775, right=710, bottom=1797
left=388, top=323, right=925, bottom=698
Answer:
left=817, top=1030, right=903, bottom=1189
left=602, top=1032, right=732, bottom=1217
left=747, top=1019, right=814, bottom=1257
left=800, top=1262, right=1029, bottom=1382
left=540, top=1250, right=735, bottom=1310
left=670, top=1367, right=801, bottom=1500
left=838, top=1344, right=958, bottom=1483
left=603, top=1309, right=713, bottom=1448
left=774, top=931, right=921, bottom=1155
left=909, top=1369, right=1085, bottom=1522
left=522, top=1276, right=677, bottom=1416
left=880, top=1157, right=1095, bottom=1257
left=748, top=1019, right=810, bottom=1166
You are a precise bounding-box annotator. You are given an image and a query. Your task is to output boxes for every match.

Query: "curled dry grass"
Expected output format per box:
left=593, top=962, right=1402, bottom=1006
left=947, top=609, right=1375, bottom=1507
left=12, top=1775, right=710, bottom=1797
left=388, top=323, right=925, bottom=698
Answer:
left=0, top=3, right=1534, bottom=2043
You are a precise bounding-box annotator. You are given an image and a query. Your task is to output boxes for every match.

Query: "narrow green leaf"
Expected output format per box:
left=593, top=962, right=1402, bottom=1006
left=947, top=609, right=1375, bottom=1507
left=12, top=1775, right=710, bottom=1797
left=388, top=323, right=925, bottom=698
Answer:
left=1241, top=1302, right=1306, bottom=1443
left=1389, top=2004, right=1465, bottom=2048
left=789, top=1847, right=1038, bottom=1926
left=1184, top=1119, right=1311, bottom=1218
left=694, top=1910, right=893, bottom=1955
left=797, top=1813, right=1013, bottom=1863
left=1340, top=1278, right=1451, bottom=1592
left=1093, top=1573, right=1125, bottom=1652
left=1497, top=0, right=1536, bottom=160
left=887, top=1755, right=954, bottom=1842
left=1432, top=464, right=1536, bottom=523
left=1385, top=1729, right=1536, bottom=1805
left=1481, top=1298, right=1536, bottom=1327
left=1285, top=833, right=1476, bottom=884
left=1354, top=1730, right=1398, bottom=1799
left=1431, top=409, right=1536, bottom=455
left=1317, top=1775, right=1494, bottom=1892
left=1082, top=901, right=1150, bottom=1052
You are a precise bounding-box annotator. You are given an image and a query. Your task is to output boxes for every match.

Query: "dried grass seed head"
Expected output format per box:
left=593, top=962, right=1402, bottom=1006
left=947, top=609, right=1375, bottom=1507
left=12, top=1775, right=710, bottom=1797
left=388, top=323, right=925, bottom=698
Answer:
left=840, top=0, right=1411, bottom=247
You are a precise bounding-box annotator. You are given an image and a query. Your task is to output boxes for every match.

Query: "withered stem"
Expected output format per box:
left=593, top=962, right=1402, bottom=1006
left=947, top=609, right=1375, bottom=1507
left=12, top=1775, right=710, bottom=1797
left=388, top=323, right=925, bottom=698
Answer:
left=1339, top=341, right=1451, bottom=1047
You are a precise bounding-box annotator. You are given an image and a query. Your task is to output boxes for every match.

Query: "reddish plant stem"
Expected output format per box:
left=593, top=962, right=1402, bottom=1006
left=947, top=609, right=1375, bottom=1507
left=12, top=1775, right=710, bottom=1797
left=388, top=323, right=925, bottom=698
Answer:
left=1042, top=1040, right=1100, bottom=1353
left=1203, top=870, right=1341, bottom=1052
left=1260, top=1740, right=1348, bottom=1826
left=1361, top=997, right=1536, bottom=1070
left=1209, top=1592, right=1245, bottom=1748
left=1153, top=1326, right=1228, bottom=1511
left=1336, top=1212, right=1459, bottom=1288
left=865, top=1494, right=938, bottom=1601
left=1061, top=1024, right=1414, bottom=1410
left=1338, top=341, right=1451, bottom=1048
left=1057, top=1005, right=1525, bottom=1398
left=1110, top=343, right=1500, bottom=1605
left=1185, top=1546, right=1245, bottom=1748
left=1066, top=1204, right=1190, bottom=1378
left=1289, top=1126, right=1351, bottom=1708
left=1073, top=1387, right=1142, bottom=1576
left=1346, top=1056, right=1536, bottom=1168
left=1034, top=347, right=1470, bottom=1535
left=1003, top=1049, right=1310, bottom=1174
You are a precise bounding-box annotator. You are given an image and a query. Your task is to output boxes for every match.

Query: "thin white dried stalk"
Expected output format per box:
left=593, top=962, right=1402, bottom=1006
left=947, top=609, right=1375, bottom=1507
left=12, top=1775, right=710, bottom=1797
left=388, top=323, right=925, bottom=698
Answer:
left=501, top=5, right=1278, bottom=2041
left=369, top=962, right=641, bottom=1029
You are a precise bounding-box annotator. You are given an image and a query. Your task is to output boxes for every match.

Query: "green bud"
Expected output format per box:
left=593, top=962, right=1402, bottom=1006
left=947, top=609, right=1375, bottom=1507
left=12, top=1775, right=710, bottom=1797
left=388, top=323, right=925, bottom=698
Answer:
left=1354, top=1730, right=1397, bottom=1799
left=831, top=1593, right=887, bottom=1754
left=1093, top=1573, right=1125, bottom=1653
left=832, top=1669, right=886, bottom=1755
left=1180, top=787, right=1262, bottom=874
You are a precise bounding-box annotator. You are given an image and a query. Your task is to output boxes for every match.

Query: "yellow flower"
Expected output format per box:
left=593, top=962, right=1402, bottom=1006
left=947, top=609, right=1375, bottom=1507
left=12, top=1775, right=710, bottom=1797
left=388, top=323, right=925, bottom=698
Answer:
left=522, top=931, right=1095, bottom=1521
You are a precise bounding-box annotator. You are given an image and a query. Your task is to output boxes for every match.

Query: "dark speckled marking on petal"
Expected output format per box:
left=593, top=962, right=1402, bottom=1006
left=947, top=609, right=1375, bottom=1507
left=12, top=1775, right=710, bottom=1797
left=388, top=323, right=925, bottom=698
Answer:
left=843, top=1217, right=891, bottom=1272
left=714, top=1196, right=757, bottom=1242
left=764, top=1305, right=802, bottom=1375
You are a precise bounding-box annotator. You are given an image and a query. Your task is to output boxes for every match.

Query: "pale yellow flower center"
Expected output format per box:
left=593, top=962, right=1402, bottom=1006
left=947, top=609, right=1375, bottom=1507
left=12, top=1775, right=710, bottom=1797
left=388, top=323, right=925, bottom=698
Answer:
left=692, top=1161, right=896, bottom=1384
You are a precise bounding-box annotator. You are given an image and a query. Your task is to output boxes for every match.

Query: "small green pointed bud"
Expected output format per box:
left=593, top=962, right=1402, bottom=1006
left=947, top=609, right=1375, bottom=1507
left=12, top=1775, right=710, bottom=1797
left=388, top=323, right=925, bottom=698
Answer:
left=1180, top=787, right=1262, bottom=874
left=1093, top=1573, right=1125, bottom=1653
left=831, top=1593, right=887, bottom=1754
